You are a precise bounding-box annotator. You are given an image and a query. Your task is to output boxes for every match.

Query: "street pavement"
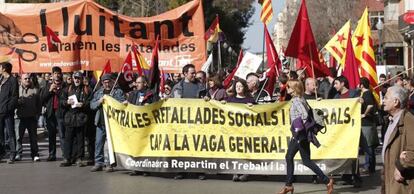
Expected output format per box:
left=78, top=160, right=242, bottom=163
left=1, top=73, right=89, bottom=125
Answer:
left=0, top=134, right=382, bottom=194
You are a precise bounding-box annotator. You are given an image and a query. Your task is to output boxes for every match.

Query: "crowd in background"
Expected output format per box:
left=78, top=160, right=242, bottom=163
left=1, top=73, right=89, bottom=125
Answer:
left=0, top=61, right=414, bottom=188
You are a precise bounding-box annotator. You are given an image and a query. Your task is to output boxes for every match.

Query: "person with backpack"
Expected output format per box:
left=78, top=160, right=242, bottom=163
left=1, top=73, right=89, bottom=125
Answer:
left=277, top=79, right=333, bottom=194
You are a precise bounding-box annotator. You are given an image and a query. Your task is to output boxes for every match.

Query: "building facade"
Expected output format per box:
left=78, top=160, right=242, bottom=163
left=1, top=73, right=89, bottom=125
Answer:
left=398, top=0, right=414, bottom=76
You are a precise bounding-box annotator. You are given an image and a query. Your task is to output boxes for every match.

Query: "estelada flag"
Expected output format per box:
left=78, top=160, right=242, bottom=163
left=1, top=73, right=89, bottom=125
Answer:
left=45, top=26, right=61, bottom=52
left=352, top=8, right=379, bottom=103
left=342, top=31, right=360, bottom=90
left=285, top=0, right=330, bottom=78
left=323, top=20, right=351, bottom=69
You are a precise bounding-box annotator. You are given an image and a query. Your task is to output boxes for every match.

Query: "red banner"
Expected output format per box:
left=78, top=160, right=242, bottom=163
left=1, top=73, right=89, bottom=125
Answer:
left=0, top=0, right=206, bottom=73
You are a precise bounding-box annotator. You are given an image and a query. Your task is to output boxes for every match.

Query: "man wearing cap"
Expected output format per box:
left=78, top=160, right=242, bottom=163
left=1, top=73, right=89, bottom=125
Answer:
left=40, top=66, right=66, bottom=161
left=90, top=74, right=125, bottom=172
left=60, top=71, right=92, bottom=167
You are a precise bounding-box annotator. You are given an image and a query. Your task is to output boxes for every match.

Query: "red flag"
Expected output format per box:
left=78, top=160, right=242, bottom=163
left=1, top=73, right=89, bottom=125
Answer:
left=342, top=31, right=360, bottom=89
left=149, top=36, right=160, bottom=90
left=160, top=68, right=165, bottom=94
left=223, top=49, right=243, bottom=89
left=18, top=54, right=23, bottom=75
left=285, top=0, right=330, bottom=78
left=121, top=51, right=134, bottom=82
left=329, top=54, right=337, bottom=69
left=45, top=26, right=61, bottom=52
left=263, top=25, right=281, bottom=97
left=132, top=43, right=143, bottom=76
left=99, top=60, right=112, bottom=79
left=264, top=25, right=281, bottom=72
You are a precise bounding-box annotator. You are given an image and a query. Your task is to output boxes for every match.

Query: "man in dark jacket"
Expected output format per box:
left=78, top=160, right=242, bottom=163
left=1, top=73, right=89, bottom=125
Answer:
left=90, top=74, right=125, bottom=172
left=40, top=66, right=66, bottom=161
left=126, top=76, right=157, bottom=176
left=126, top=76, right=157, bottom=105
left=0, top=62, right=18, bottom=164
left=60, top=72, right=92, bottom=167
left=16, top=73, right=41, bottom=162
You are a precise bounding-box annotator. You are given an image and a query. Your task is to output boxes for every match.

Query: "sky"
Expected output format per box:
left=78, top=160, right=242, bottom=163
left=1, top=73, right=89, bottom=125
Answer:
left=242, top=0, right=285, bottom=53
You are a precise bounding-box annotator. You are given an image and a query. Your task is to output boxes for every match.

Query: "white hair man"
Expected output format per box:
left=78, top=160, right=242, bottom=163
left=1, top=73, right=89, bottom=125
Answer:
left=303, top=77, right=318, bottom=100
left=246, top=73, right=269, bottom=104
left=382, top=86, right=414, bottom=193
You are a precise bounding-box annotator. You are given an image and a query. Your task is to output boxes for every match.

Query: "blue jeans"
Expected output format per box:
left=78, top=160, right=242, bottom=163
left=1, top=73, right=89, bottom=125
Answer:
left=285, top=138, right=329, bottom=186
left=0, top=113, right=16, bottom=160
left=360, top=128, right=376, bottom=173
left=95, top=126, right=108, bottom=166
left=46, top=114, right=65, bottom=159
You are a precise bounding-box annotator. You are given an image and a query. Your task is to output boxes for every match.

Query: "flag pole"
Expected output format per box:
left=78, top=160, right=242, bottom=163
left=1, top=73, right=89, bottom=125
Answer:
left=92, top=79, right=100, bottom=92
left=262, top=25, right=266, bottom=72
left=110, top=71, right=121, bottom=95
left=308, top=44, right=318, bottom=99
left=373, top=66, right=414, bottom=90
left=218, top=41, right=222, bottom=72
left=255, top=77, right=269, bottom=103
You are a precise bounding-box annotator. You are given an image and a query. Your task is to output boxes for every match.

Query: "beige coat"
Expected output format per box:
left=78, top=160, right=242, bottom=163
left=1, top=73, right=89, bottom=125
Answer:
left=383, top=110, right=414, bottom=194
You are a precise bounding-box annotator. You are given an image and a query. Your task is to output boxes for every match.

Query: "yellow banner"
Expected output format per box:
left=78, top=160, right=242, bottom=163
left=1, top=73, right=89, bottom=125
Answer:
left=104, top=97, right=360, bottom=162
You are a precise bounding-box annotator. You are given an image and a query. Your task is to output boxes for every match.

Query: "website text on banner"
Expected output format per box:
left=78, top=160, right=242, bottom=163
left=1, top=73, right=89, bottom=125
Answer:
left=0, top=0, right=205, bottom=73
left=103, top=97, right=361, bottom=175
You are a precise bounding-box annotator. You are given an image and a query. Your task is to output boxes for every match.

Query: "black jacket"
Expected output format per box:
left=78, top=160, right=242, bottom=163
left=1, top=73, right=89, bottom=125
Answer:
left=0, top=75, right=18, bottom=115
left=40, top=82, right=67, bottom=119
left=127, top=89, right=157, bottom=106
left=62, top=84, right=92, bottom=113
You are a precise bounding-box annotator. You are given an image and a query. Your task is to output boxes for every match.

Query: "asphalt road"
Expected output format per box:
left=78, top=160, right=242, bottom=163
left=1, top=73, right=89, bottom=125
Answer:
left=0, top=136, right=381, bottom=194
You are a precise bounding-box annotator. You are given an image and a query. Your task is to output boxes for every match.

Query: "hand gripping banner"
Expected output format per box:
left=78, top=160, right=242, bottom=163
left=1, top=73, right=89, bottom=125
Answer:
left=103, top=97, right=361, bottom=175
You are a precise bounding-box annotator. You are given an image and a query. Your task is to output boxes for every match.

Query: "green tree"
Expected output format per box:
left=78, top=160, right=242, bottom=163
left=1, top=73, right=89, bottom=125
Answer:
left=169, top=0, right=255, bottom=53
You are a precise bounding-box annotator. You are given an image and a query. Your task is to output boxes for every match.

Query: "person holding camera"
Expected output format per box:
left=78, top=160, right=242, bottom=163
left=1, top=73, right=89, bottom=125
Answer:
left=40, top=66, right=66, bottom=161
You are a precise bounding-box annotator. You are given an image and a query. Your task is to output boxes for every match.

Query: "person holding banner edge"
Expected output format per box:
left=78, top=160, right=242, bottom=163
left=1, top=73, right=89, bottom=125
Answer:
left=221, top=79, right=255, bottom=182
left=125, top=75, right=157, bottom=177
left=90, top=73, right=125, bottom=172
left=278, top=79, right=333, bottom=194
left=171, top=64, right=206, bottom=180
